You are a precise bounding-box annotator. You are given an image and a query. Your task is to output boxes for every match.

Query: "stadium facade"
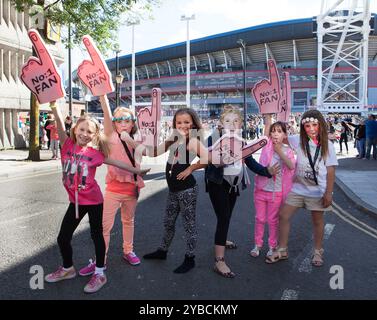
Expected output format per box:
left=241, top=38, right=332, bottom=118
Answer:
left=84, top=13, right=377, bottom=118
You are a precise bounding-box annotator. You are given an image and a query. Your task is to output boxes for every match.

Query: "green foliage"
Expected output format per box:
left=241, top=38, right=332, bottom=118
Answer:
left=12, top=0, right=160, bottom=53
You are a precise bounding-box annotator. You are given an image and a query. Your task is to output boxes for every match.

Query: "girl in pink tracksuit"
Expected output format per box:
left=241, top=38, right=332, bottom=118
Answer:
left=250, top=115, right=296, bottom=258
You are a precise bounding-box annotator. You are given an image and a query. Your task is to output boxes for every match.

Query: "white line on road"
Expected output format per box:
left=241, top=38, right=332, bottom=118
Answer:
left=281, top=289, right=299, bottom=300
left=324, top=223, right=335, bottom=240
left=332, top=203, right=377, bottom=240
left=333, top=202, right=377, bottom=236
left=297, top=223, right=335, bottom=273
left=144, top=174, right=166, bottom=183
left=0, top=170, right=58, bottom=183
left=0, top=209, right=50, bottom=226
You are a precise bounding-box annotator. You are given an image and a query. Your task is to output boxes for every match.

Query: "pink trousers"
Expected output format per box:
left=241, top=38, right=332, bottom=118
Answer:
left=253, top=189, right=283, bottom=249
left=102, top=191, right=138, bottom=260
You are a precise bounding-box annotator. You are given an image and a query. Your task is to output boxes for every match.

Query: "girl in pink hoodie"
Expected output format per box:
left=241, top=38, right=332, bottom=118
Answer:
left=250, top=115, right=296, bottom=258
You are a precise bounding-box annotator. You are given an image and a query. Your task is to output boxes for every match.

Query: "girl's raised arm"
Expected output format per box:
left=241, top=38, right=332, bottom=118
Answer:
left=49, top=101, right=67, bottom=146
left=263, top=114, right=272, bottom=136
left=99, top=95, right=114, bottom=137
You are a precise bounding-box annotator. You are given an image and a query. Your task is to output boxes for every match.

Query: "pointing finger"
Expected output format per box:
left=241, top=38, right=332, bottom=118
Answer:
left=28, top=29, right=53, bottom=65
left=82, top=35, right=104, bottom=67
left=267, top=59, right=280, bottom=90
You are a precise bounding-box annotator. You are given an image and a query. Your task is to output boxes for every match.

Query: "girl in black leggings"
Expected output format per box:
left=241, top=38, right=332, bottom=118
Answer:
left=205, top=106, right=278, bottom=278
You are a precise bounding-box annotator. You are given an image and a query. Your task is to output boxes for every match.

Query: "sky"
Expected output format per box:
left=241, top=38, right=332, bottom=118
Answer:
left=62, top=0, right=377, bottom=77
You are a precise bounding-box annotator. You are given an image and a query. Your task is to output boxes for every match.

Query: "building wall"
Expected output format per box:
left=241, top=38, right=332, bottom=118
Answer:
left=0, top=0, right=65, bottom=149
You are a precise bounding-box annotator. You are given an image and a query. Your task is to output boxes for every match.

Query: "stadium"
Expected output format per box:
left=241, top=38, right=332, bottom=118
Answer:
left=80, top=10, right=377, bottom=118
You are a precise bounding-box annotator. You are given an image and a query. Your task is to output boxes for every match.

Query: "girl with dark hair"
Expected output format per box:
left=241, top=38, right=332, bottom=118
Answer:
left=250, top=115, right=296, bottom=259
left=136, top=108, right=205, bottom=274
left=266, top=110, right=338, bottom=267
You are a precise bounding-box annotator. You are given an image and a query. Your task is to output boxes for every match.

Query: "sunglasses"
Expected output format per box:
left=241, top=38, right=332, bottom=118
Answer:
left=112, top=115, right=136, bottom=122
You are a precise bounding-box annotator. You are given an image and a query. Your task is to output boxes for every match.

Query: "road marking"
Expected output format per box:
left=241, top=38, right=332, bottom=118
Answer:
left=297, top=223, right=335, bottom=273
left=332, top=202, right=377, bottom=240
left=144, top=174, right=166, bottom=183
left=324, top=223, right=335, bottom=240
left=333, top=202, right=377, bottom=236
left=0, top=209, right=50, bottom=226
left=0, top=170, right=59, bottom=183
left=281, top=289, right=299, bottom=300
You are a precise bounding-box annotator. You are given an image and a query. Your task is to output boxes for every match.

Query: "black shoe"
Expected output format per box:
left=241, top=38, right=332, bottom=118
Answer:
left=173, top=254, right=195, bottom=274
left=143, top=249, right=167, bottom=260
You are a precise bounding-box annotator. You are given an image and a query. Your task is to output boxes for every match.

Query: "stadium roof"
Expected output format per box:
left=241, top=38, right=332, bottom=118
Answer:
left=106, top=14, right=377, bottom=70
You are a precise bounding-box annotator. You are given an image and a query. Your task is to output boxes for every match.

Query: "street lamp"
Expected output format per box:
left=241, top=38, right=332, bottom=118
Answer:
left=181, top=14, right=195, bottom=108
left=115, top=48, right=122, bottom=108
left=127, top=19, right=140, bottom=114
left=116, top=71, right=124, bottom=108
left=237, top=38, right=247, bottom=138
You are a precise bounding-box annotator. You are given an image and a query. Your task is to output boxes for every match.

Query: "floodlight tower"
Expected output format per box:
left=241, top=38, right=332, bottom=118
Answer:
left=317, top=0, right=371, bottom=113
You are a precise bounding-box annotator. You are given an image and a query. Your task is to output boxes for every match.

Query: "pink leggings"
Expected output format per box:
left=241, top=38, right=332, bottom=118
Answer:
left=103, top=191, right=138, bottom=260
left=253, top=189, right=283, bottom=249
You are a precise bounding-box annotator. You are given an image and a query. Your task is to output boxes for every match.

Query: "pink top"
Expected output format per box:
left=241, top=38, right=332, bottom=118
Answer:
left=254, top=139, right=296, bottom=201
left=61, top=137, right=105, bottom=205
left=46, top=124, right=59, bottom=140
left=105, top=132, right=145, bottom=189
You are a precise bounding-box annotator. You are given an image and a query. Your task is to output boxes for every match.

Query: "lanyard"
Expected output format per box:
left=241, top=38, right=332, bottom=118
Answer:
left=72, top=145, right=84, bottom=219
left=305, top=140, right=320, bottom=185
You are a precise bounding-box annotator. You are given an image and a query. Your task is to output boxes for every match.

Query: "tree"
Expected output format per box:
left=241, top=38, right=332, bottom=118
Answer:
left=12, top=0, right=160, bottom=160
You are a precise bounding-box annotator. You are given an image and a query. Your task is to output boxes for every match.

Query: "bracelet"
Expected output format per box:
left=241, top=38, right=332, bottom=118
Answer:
left=50, top=103, right=57, bottom=109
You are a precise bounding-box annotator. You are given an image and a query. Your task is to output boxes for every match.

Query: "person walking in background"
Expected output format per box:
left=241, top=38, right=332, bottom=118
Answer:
left=338, top=121, right=351, bottom=154
left=365, top=115, right=377, bottom=160
left=44, top=114, right=54, bottom=150
left=46, top=119, right=60, bottom=159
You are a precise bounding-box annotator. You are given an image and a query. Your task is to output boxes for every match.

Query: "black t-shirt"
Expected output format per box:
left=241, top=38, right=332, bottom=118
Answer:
left=165, top=143, right=197, bottom=192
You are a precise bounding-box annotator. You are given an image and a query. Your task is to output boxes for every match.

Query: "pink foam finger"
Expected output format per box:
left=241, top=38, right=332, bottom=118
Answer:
left=78, top=35, right=114, bottom=96
left=267, top=60, right=280, bottom=90
left=28, top=29, right=53, bottom=66
left=82, top=35, right=104, bottom=68
left=242, top=137, right=268, bottom=159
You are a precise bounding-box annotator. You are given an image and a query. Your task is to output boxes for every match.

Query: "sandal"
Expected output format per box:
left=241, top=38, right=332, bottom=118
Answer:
left=250, top=245, right=261, bottom=258
left=311, top=248, right=324, bottom=267
left=213, top=257, right=235, bottom=278
left=265, top=247, right=288, bottom=264
left=225, top=240, right=237, bottom=249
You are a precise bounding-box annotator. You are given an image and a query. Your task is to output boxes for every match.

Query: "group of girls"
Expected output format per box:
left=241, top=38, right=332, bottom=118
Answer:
left=44, top=95, right=337, bottom=293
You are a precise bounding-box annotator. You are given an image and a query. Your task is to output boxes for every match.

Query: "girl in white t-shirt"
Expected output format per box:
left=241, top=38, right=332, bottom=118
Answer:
left=266, top=110, right=338, bottom=267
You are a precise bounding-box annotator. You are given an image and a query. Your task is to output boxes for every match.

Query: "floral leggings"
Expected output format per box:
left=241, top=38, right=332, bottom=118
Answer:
left=159, top=185, right=198, bottom=257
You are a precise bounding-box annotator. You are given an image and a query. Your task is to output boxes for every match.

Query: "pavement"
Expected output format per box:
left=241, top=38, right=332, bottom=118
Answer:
left=0, top=140, right=376, bottom=216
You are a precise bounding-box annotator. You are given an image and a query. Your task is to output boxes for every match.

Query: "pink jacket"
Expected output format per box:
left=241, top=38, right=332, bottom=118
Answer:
left=254, top=139, right=295, bottom=201
left=105, top=132, right=145, bottom=188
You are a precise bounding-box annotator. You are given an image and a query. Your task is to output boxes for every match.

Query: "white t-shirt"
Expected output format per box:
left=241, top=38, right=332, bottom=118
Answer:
left=288, top=135, right=338, bottom=197
left=263, top=148, right=286, bottom=192
left=223, top=160, right=243, bottom=187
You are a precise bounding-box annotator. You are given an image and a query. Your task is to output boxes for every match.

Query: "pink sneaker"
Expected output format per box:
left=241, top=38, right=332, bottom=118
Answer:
left=123, top=252, right=141, bottom=266
left=45, top=266, right=76, bottom=283
left=79, top=259, right=107, bottom=277
left=84, top=273, right=107, bottom=294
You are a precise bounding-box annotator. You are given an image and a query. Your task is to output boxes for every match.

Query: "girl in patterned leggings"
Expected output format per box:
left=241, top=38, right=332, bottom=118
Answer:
left=124, top=108, right=205, bottom=273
